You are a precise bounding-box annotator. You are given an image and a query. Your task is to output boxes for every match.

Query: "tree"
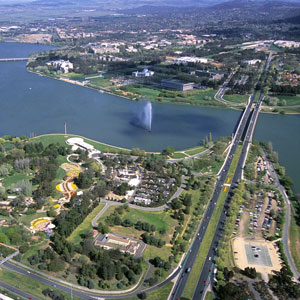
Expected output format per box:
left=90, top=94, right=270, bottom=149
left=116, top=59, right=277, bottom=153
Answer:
left=162, top=146, right=175, bottom=156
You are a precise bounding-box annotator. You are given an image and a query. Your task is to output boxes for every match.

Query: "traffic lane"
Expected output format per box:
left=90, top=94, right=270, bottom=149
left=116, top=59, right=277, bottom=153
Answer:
left=0, top=280, right=40, bottom=300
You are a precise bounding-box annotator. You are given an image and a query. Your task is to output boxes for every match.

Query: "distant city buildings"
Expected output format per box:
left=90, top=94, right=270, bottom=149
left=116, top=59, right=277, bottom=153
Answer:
left=132, top=68, right=154, bottom=77
left=274, top=40, right=300, bottom=48
left=46, top=59, right=73, bottom=73
left=161, top=79, right=194, bottom=91
left=172, top=56, right=210, bottom=64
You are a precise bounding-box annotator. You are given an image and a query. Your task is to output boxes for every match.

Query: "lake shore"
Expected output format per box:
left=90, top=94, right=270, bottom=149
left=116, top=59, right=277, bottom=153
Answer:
left=28, top=69, right=300, bottom=114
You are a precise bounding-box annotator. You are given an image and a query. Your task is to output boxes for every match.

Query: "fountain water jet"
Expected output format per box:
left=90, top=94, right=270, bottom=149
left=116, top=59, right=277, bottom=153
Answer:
left=142, top=101, right=152, bottom=131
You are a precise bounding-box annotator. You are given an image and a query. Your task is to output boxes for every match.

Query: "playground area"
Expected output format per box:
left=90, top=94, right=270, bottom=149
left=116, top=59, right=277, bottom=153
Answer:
left=55, top=163, right=81, bottom=203
left=232, top=237, right=281, bottom=280
left=30, top=217, right=55, bottom=234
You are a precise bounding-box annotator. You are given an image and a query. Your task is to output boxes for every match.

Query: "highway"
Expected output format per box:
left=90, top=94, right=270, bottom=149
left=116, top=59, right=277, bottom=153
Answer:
left=171, top=53, right=273, bottom=300
left=190, top=54, right=273, bottom=300
left=170, top=87, right=258, bottom=300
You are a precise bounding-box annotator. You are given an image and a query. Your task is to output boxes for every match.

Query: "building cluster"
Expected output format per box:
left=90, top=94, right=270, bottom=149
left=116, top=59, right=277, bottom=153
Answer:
left=90, top=42, right=123, bottom=54
left=274, top=40, right=300, bottom=48
left=133, top=172, right=175, bottom=206
left=115, top=166, right=141, bottom=188
left=280, top=72, right=300, bottom=86
left=46, top=59, right=73, bottom=73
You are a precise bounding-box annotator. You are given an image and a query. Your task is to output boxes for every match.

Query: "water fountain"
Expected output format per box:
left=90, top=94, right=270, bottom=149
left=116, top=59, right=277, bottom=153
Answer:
left=142, top=101, right=152, bottom=132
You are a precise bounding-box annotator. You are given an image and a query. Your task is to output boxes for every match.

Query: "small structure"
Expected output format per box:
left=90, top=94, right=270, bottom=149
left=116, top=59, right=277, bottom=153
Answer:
left=132, top=68, right=154, bottom=77
left=161, top=79, right=194, bottom=91
left=94, top=233, right=142, bottom=256
left=66, top=137, right=94, bottom=152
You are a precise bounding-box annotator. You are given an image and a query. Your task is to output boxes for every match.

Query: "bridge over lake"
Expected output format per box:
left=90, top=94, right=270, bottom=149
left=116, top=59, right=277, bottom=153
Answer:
left=0, top=57, right=28, bottom=62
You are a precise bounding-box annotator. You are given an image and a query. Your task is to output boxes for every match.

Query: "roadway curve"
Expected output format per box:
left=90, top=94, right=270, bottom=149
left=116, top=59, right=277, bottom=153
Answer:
left=264, top=155, right=300, bottom=281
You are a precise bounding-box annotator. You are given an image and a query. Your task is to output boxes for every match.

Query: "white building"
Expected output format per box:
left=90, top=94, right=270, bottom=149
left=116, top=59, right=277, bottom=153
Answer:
left=172, top=56, right=210, bottom=64
left=132, top=69, right=154, bottom=77
left=243, top=59, right=262, bottom=65
left=66, top=137, right=94, bottom=152
left=46, top=60, right=73, bottom=73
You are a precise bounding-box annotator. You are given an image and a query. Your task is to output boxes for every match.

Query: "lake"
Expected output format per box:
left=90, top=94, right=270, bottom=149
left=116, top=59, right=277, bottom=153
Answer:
left=0, top=42, right=299, bottom=193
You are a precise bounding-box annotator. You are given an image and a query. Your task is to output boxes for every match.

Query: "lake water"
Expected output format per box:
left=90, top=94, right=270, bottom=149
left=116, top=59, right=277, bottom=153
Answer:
left=0, top=42, right=299, bottom=193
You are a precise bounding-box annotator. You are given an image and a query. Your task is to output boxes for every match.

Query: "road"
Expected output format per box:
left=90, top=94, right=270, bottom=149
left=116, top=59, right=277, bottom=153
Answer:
left=170, top=84, right=258, bottom=300
left=214, top=70, right=243, bottom=107
left=190, top=54, right=273, bottom=300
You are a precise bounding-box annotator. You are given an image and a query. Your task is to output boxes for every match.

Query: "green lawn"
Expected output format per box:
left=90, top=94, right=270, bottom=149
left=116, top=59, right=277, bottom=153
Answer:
left=223, top=94, right=249, bottom=104
left=87, top=76, right=112, bottom=88
left=98, top=206, right=178, bottom=261
left=2, top=173, right=32, bottom=188
left=67, top=204, right=105, bottom=244
left=171, top=152, right=188, bottom=159
left=18, top=211, right=48, bottom=227
left=272, top=95, right=300, bottom=106
left=128, top=87, right=160, bottom=101
left=184, top=146, right=206, bottom=156
left=289, top=213, right=300, bottom=273
left=205, top=291, right=215, bottom=300
left=0, top=268, right=81, bottom=300
left=30, top=134, right=130, bottom=154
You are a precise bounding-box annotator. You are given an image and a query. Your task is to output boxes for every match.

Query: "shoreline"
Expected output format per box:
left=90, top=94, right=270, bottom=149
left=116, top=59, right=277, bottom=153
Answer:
left=28, top=69, right=300, bottom=114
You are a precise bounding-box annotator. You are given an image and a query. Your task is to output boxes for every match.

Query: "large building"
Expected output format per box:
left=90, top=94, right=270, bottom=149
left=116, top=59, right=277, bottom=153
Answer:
left=132, top=68, right=154, bottom=77
left=94, top=233, right=142, bottom=256
left=161, top=79, right=194, bottom=91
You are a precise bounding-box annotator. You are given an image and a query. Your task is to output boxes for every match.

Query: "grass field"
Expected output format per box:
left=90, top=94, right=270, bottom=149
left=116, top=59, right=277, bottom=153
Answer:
left=204, top=291, right=215, bottom=300
left=184, top=146, right=206, bottom=156
left=18, top=211, right=48, bottom=227
left=2, top=173, right=32, bottom=188
left=67, top=204, right=105, bottom=244
left=272, top=95, right=300, bottom=106
left=223, top=94, right=249, bottom=104
left=289, top=213, right=300, bottom=272
left=171, top=152, right=188, bottom=159
left=0, top=268, right=81, bottom=300
left=31, top=134, right=130, bottom=153
left=182, top=145, right=243, bottom=299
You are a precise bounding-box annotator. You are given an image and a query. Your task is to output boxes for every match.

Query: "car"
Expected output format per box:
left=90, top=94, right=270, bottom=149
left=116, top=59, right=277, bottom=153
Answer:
left=186, top=267, right=191, bottom=273
left=209, top=256, right=211, bottom=261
